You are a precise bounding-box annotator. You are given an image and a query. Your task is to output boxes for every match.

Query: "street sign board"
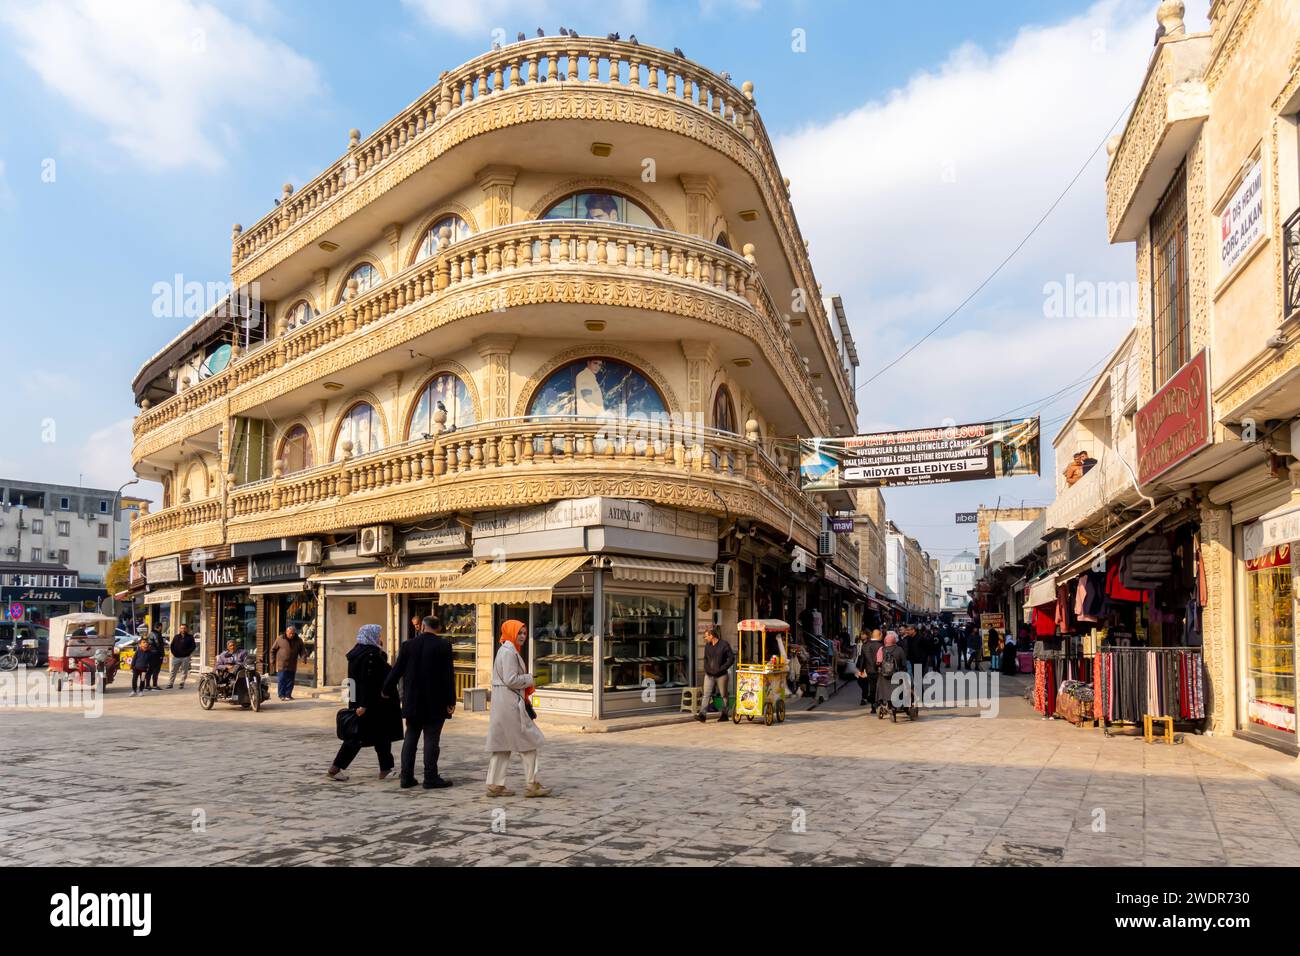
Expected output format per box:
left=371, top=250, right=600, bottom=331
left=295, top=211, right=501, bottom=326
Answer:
left=955, top=512, right=978, bottom=524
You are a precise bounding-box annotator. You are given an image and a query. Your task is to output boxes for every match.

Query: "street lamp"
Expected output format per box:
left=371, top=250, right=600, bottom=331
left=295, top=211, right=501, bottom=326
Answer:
left=106, top=479, right=140, bottom=621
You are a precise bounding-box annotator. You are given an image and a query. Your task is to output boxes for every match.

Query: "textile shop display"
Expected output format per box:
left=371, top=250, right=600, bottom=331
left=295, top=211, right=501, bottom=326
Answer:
left=1094, top=647, right=1205, bottom=725
left=1055, top=679, right=1095, bottom=727
left=1032, top=652, right=1093, bottom=717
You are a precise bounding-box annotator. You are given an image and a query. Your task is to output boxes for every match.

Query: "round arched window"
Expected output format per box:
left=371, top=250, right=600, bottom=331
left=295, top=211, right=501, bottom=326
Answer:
left=528, top=357, right=667, bottom=421
left=285, top=300, right=314, bottom=330
left=339, top=263, right=379, bottom=303
left=712, top=386, right=737, bottom=434
left=415, top=215, right=471, bottom=262
left=542, top=192, right=657, bottom=228
left=278, top=425, right=313, bottom=474
left=333, top=403, right=382, bottom=459
left=410, top=373, right=474, bottom=437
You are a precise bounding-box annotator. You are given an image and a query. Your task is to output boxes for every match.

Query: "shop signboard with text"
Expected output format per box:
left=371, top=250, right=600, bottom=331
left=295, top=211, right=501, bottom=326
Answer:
left=1135, top=350, right=1211, bottom=486
left=798, top=418, right=1040, bottom=490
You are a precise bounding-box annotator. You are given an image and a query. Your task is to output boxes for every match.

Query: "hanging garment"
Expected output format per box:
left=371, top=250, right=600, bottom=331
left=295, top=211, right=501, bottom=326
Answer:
left=1106, top=561, right=1146, bottom=603
left=1033, top=606, right=1057, bottom=637
left=1123, top=534, right=1175, bottom=589
left=1075, top=576, right=1099, bottom=623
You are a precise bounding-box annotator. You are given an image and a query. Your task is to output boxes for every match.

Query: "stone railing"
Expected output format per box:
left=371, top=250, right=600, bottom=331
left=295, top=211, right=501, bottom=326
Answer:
left=130, top=498, right=224, bottom=542
left=232, top=38, right=758, bottom=270
left=135, top=219, right=823, bottom=450
left=1045, top=432, right=1141, bottom=533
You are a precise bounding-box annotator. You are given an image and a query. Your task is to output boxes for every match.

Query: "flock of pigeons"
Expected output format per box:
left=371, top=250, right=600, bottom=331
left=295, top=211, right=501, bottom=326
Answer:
left=498, top=28, right=688, bottom=63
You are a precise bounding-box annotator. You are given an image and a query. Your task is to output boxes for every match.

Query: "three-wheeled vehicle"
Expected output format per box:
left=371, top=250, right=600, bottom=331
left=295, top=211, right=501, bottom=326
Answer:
left=732, top=619, right=789, bottom=726
left=46, top=613, right=120, bottom=691
left=198, top=650, right=270, bottom=711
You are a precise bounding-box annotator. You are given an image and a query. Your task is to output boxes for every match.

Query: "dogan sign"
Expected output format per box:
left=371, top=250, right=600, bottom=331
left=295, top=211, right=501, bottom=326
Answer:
left=799, top=417, right=1040, bottom=491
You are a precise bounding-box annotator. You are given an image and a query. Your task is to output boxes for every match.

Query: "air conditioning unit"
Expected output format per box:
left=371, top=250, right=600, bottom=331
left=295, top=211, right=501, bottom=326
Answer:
left=4, top=547, right=15, bottom=556
left=712, top=563, right=733, bottom=595
left=817, top=531, right=837, bottom=558
left=357, top=525, right=394, bottom=557
left=296, top=539, right=323, bottom=566
left=46, top=550, right=58, bottom=560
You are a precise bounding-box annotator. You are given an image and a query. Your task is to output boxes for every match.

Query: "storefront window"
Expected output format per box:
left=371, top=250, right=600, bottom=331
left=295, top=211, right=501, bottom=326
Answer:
left=605, top=592, right=688, bottom=690
left=1244, top=544, right=1296, bottom=737
left=533, top=594, right=594, bottom=691
left=434, top=603, right=476, bottom=699
left=278, top=590, right=318, bottom=685
left=217, top=591, right=257, bottom=654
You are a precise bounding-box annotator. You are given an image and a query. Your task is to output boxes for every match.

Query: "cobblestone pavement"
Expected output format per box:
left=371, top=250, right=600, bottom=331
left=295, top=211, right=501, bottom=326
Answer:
left=2, top=670, right=1299, bottom=867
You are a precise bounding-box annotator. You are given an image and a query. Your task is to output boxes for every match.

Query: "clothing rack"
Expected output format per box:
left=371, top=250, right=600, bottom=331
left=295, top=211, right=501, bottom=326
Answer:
left=1032, top=654, right=1093, bottom=717
left=1095, top=646, right=1205, bottom=735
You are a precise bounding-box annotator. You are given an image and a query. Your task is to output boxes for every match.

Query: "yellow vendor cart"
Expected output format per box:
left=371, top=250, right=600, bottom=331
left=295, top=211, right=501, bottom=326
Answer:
left=732, top=618, right=789, bottom=725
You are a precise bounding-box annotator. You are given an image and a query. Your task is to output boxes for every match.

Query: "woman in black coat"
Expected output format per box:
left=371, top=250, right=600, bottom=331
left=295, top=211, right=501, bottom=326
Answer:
left=327, top=624, right=403, bottom=781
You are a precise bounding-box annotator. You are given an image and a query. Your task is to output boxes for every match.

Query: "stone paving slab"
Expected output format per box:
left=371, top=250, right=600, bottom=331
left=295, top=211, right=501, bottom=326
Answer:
left=1, top=673, right=1299, bottom=866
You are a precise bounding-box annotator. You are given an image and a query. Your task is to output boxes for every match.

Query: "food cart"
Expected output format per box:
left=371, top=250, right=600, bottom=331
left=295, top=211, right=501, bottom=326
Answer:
left=732, top=618, right=789, bottom=725
left=47, top=613, right=119, bottom=691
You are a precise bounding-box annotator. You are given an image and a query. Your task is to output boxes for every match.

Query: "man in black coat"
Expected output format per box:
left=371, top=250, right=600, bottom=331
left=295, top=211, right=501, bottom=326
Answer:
left=382, top=615, right=456, bottom=789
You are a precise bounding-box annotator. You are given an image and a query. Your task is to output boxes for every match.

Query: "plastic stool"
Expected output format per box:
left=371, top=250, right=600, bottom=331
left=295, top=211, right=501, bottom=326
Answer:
left=1143, top=714, right=1174, bottom=744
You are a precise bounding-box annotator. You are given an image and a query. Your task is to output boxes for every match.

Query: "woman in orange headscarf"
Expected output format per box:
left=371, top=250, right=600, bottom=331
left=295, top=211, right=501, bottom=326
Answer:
left=485, top=619, right=549, bottom=797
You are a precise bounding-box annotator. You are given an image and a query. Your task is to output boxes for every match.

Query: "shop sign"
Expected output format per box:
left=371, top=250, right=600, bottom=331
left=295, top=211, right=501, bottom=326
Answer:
left=955, top=512, right=978, bottom=524
left=403, top=526, right=469, bottom=555
left=145, top=555, right=181, bottom=584
left=475, top=497, right=717, bottom=541
left=1219, top=158, right=1265, bottom=276
left=830, top=517, right=855, bottom=534
left=201, top=564, right=244, bottom=587
left=1135, top=350, right=1211, bottom=486
left=1261, top=505, right=1300, bottom=551
left=250, top=553, right=305, bottom=584
left=1245, top=543, right=1290, bottom=573
left=1045, top=530, right=1094, bottom=570
left=1, top=587, right=105, bottom=604
left=798, top=418, right=1040, bottom=490
left=980, top=612, right=1005, bottom=631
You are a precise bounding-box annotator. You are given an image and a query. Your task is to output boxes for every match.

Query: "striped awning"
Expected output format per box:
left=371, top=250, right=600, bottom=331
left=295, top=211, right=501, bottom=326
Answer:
left=605, top=557, right=714, bottom=586
left=374, top=559, right=472, bottom=593
left=437, top=555, right=591, bottom=605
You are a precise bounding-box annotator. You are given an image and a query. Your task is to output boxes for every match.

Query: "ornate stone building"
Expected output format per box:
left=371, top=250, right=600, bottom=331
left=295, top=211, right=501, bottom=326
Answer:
left=127, top=38, right=864, bottom=717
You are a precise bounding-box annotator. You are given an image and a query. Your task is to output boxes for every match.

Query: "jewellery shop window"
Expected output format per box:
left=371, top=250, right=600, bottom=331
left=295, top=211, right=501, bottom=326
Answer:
left=533, top=594, right=594, bottom=691
left=434, top=604, right=477, bottom=683
left=604, top=591, right=688, bottom=691
left=1243, top=543, right=1296, bottom=738
left=278, top=590, right=318, bottom=684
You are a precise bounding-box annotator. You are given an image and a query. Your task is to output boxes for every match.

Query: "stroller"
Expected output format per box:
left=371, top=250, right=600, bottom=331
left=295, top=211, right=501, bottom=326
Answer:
left=876, top=665, right=919, bottom=722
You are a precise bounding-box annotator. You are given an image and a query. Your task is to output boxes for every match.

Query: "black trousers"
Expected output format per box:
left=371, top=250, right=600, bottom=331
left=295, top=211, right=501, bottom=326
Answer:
left=334, top=738, right=394, bottom=773
left=148, top=659, right=163, bottom=688
left=856, top=675, right=875, bottom=704
left=400, top=717, right=445, bottom=782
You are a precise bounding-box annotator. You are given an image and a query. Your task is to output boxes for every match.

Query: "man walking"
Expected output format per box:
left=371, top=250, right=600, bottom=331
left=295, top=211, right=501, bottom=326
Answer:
left=955, top=626, right=969, bottom=670
left=696, top=625, right=735, bottom=722
left=270, top=625, right=308, bottom=701
left=856, top=628, right=883, bottom=707
left=166, top=623, right=197, bottom=689
left=383, top=615, right=456, bottom=789
left=146, top=623, right=165, bottom=690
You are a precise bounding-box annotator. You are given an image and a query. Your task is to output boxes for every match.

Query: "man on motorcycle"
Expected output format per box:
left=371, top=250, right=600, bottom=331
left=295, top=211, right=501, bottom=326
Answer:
left=215, top=639, right=247, bottom=683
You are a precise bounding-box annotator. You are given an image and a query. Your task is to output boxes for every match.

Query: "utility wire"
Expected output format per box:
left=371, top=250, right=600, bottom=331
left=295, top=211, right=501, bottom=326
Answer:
left=854, top=98, right=1135, bottom=394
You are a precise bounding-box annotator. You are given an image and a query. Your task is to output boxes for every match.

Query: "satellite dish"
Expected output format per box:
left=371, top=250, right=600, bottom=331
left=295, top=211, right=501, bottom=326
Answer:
left=200, top=344, right=232, bottom=379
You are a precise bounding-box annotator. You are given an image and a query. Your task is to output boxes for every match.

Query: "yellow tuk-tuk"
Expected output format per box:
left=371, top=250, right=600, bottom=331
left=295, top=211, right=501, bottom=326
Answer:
left=732, top=619, right=788, bottom=725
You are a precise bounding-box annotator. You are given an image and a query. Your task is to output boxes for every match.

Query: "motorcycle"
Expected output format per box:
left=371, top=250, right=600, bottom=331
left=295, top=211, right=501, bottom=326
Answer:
left=197, top=650, right=270, bottom=711
left=0, top=637, right=41, bottom=671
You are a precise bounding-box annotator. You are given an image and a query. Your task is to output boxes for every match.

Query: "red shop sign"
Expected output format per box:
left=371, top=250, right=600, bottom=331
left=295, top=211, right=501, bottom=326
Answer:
left=1136, top=349, right=1211, bottom=486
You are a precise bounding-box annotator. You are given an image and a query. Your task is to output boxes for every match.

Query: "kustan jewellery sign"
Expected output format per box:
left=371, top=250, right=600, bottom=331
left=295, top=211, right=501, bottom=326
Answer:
left=799, top=418, right=1040, bottom=490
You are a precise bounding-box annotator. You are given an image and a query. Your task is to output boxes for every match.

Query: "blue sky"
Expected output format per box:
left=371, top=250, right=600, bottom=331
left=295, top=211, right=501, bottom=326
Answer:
left=0, top=0, right=1207, bottom=562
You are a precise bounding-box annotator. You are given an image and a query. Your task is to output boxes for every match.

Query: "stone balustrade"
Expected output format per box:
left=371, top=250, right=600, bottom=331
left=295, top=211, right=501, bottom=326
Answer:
left=135, top=219, right=821, bottom=448
left=130, top=497, right=224, bottom=542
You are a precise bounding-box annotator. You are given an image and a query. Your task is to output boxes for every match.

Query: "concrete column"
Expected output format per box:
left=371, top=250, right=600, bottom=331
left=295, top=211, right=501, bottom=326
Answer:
left=679, top=174, right=718, bottom=239
left=1198, top=498, right=1236, bottom=735
left=475, top=165, right=519, bottom=228
left=474, top=334, right=518, bottom=421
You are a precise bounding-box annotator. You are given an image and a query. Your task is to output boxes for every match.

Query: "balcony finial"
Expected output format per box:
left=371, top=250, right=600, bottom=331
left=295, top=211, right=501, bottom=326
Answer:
left=282, top=183, right=294, bottom=200
left=346, top=277, right=359, bottom=300
left=342, top=440, right=354, bottom=460
left=741, top=80, right=754, bottom=101
left=1105, top=135, right=1121, bottom=158
left=231, top=223, right=242, bottom=238
left=742, top=242, right=756, bottom=265
left=348, top=128, right=360, bottom=148
left=1156, top=0, right=1185, bottom=38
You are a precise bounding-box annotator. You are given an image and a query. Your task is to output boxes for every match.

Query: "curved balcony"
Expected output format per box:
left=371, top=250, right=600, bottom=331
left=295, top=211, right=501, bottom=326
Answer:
left=132, top=417, right=858, bottom=577
left=133, top=219, right=825, bottom=465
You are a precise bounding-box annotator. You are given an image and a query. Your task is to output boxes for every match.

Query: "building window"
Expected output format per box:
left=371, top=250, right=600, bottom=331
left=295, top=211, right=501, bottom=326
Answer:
left=415, top=215, right=471, bottom=262
left=541, top=191, right=657, bottom=228
left=712, top=385, right=737, bottom=434
left=278, top=425, right=314, bottom=475
left=409, top=373, right=474, bottom=437
left=333, top=403, right=383, bottom=460
left=527, top=357, right=668, bottom=421
left=58, top=496, right=69, bottom=510
left=285, top=300, right=315, bottom=330
left=99, top=500, right=109, bottom=513
left=98, top=551, right=108, bottom=565
left=98, top=524, right=109, bottom=538
left=58, top=549, right=69, bottom=565
left=1151, top=165, right=1189, bottom=388
left=30, top=549, right=41, bottom=563
left=57, top=521, right=70, bottom=536
left=338, top=263, right=379, bottom=303
left=30, top=519, right=42, bottom=534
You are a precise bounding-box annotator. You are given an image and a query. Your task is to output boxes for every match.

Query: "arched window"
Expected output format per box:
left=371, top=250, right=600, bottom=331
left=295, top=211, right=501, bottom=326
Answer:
left=542, top=191, right=657, bottom=228
left=338, top=263, right=379, bottom=303
left=415, top=215, right=471, bottom=262
left=712, top=385, right=737, bottom=434
left=409, top=373, right=474, bottom=437
left=278, top=425, right=313, bottom=474
left=715, top=232, right=731, bottom=249
left=333, top=402, right=383, bottom=459
left=284, top=300, right=314, bottom=331
left=528, top=357, right=667, bottom=421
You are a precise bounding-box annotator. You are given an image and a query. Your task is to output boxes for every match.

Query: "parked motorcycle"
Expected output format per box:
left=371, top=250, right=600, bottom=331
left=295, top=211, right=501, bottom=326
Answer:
left=197, top=651, right=270, bottom=711
left=0, top=636, right=41, bottom=671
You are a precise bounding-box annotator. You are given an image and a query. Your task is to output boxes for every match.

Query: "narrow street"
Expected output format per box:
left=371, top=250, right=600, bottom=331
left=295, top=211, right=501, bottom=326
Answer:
left=3, top=674, right=1298, bottom=867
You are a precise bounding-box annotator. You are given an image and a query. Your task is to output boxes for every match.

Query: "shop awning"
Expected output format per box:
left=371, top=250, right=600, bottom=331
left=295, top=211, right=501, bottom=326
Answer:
left=1025, top=574, right=1057, bottom=609
left=249, top=581, right=312, bottom=595
left=1055, top=499, right=1180, bottom=584
left=307, top=569, right=376, bottom=585
left=374, top=559, right=472, bottom=593
left=437, top=555, right=591, bottom=605
left=604, top=557, right=714, bottom=586
left=1260, top=498, right=1300, bottom=550
left=822, top=564, right=867, bottom=597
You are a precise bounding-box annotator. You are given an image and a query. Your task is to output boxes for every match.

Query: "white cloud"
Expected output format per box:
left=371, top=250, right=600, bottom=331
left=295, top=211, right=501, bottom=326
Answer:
left=773, top=0, right=1208, bottom=553
left=401, top=0, right=650, bottom=40
left=0, top=0, right=320, bottom=171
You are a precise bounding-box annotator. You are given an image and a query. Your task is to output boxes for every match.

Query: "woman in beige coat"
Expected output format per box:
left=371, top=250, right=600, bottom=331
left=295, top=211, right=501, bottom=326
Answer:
left=486, top=619, right=550, bottom=797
